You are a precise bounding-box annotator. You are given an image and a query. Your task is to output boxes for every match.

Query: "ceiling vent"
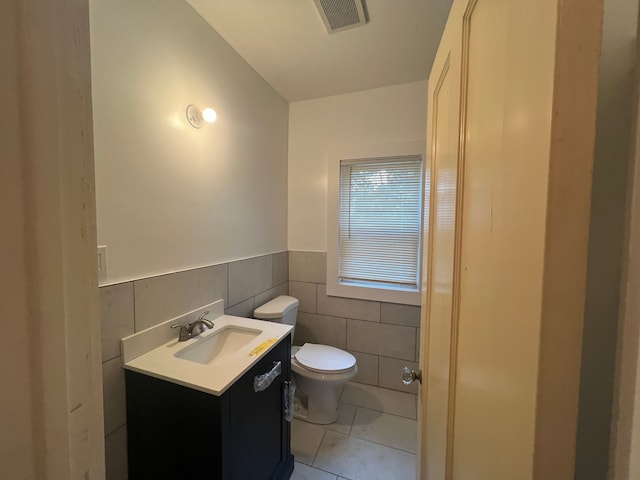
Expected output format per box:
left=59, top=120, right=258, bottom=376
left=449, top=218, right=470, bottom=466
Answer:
left=313, top=0, right=368, bottom=34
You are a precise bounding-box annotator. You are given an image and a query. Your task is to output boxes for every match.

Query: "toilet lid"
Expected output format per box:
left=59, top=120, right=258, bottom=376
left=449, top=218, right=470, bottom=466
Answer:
left=294, top=343, right=356, bottom=373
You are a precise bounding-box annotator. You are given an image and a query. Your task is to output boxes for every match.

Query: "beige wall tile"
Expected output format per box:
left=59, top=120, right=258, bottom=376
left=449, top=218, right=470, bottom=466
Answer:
left=295, top=312, right=347, bottom=349
left=228, top=255, right=273, bottom=306
left=350, top=351, right=379, bottom=386
left=379, top=357, right=419, bottom=394
left=105, top=425, right=128, bottom=480
left=100, top=282, right=134, bottom=362
left=289, top=251, right=326, bottom=283
left=134, top=268, right=210, bottom=331
left=272, top=251, right=289, bottom=286
left=225, top=297, right=256, bottom=318
left=198, top=263, right=228, bottom=308
left=380, top=303, right=421, bottom=327
left=102, top=357, right=126, bottom=436
left=289, top=281, right=317, bottom=313
left=317, top=284, right=380, bottom=322
left=255, top=282, right=289, bottom=310
left=347, top=320, right=416, bottom=361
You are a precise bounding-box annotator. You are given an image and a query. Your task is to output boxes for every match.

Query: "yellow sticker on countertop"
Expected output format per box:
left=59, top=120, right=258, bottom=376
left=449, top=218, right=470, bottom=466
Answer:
left=249, top=337, right=277, bottom=356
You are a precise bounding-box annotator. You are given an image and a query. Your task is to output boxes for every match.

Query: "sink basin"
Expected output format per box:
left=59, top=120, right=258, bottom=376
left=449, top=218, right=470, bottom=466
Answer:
left=122, top=299, right=294, bottom=396
left=175, top=326, right=262, bottom=365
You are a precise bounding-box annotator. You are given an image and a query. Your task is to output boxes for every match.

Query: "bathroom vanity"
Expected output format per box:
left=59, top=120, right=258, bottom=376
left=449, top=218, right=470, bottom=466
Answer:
left=121, top=300, right=294, bottom=479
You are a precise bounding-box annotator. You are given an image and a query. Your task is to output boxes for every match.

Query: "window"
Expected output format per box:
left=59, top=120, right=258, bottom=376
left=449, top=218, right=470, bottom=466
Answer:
left=327, top=153, right=424, bottom=305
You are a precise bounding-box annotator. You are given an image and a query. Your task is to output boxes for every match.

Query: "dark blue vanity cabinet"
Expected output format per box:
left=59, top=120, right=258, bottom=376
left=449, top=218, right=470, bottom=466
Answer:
left=125, top=334, right=294, bottom=479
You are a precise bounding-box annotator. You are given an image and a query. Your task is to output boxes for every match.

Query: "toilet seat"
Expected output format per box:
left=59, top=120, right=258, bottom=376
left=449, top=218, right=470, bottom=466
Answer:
left=294, top=343, right=356, bottom=374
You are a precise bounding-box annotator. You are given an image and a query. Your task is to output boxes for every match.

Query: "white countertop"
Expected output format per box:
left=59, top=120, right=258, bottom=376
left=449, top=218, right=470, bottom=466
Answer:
left=121, top=299, right=292, bottom=396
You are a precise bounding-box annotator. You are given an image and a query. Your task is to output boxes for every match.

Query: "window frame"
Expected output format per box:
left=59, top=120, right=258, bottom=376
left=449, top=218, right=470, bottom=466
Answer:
left=326, top=141, right=426, bottom=306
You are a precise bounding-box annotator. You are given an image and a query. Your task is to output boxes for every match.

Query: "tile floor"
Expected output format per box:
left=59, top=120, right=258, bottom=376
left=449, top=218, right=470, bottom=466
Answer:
left=290, top=382, right=417, bottom=480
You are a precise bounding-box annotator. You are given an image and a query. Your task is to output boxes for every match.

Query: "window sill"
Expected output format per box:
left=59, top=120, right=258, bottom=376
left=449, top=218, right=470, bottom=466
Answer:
left=326, top=280, right=421, bottom=306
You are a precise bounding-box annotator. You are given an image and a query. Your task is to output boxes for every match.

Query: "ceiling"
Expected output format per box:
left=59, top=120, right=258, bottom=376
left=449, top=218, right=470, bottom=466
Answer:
left=186, top=0, right=453, bottom=102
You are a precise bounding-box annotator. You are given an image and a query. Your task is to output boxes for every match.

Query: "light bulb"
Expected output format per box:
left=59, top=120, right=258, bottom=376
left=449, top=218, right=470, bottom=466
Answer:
left=202, top=107, right=217, bottom=123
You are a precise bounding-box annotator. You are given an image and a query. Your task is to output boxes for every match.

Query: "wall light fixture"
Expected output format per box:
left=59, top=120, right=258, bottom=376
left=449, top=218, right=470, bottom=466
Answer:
left=186, top=105, right=217, bottom=129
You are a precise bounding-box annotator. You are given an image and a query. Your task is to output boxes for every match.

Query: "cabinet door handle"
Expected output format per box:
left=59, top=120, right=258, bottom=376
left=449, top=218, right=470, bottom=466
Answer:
left=254, top=361, right=282, bottom=392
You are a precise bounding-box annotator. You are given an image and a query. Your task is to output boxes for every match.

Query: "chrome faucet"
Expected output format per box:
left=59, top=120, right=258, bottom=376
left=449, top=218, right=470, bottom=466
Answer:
left=171, top=311, right=214, bottom=342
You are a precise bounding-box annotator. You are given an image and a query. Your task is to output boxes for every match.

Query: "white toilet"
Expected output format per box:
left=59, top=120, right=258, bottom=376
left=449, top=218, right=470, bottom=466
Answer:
left=254, top=295, right=358, bottom=424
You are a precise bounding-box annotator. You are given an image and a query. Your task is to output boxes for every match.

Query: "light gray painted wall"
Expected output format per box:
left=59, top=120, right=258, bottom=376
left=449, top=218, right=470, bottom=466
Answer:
left=610, top=7, right=640, bottom=475
left=287, top=81, right=428, bottom=252
left=90, top=0, right=289, bottom=285
left=611, top=58, right=640, bottom=479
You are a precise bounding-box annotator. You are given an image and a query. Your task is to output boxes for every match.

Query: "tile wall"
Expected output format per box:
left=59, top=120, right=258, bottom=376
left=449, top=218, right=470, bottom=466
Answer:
left=99, top=251, right=289, bottom=479
left=100, top=250, right=420, bottom=478
left=289, top=251, right=421, bottom=396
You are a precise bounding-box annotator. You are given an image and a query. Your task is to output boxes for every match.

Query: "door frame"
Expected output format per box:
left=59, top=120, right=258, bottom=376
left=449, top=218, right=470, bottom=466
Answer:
left=2, top=0, right=104, bottom=477
left=418, top=0, right=604, bottom=478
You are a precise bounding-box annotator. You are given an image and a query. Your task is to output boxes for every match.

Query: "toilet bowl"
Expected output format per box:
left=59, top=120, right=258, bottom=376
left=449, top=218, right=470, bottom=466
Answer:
left=253, top=296, right=358, bottom=424
left=291, top=343, right=358, bottom=424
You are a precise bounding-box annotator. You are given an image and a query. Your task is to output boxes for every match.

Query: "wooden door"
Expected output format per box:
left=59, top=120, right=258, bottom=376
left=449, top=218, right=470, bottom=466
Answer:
left=418, top=0, right=603, bottom=478
left=418, top=10, right=463, bottom=479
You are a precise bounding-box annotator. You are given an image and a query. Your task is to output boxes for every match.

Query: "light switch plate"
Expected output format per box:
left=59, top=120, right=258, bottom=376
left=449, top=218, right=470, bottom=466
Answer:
left=97, top=245, right=107, bottom=283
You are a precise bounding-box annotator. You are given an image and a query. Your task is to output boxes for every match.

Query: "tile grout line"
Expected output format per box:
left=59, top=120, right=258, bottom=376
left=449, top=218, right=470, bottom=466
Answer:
left=345, top=380, right=418, bottom=396
left=226, top=262, right=230, bottom=309
left=346, top=432, right=418, bottom=456
left=349, top=348, right=417, bottom=363
left=347, top=349, right=419, bottom=364
left=352, top=404, right=419, bottom=422
left=341, top=384, right=418, bottom=417
left=293, top=407, right=417, bottom=479
left=299, top=462, right=344, bottom=480
left=347, top=406, right=358, bottom=434
left=348, top=415, right=418, bottom=451
left=323, top=428, right=418, bottom=459
left=340, top=399, right=418, bottom=420
left=347, top=407, right=418, bottom=455
left=338, top=399, right=417, bottom=420
left=344, top=312, right=349, bottom=351
left=132, top=280, right=137, bottom=333
left=311, top=428, right=327, bottom=467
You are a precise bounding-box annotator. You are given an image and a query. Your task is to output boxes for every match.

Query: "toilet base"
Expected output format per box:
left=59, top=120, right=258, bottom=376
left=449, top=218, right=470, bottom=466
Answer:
left=292, top=380, right=345, bottom=425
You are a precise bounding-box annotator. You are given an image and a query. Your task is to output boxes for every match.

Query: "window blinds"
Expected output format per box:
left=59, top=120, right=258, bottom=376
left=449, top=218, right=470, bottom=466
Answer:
left=338, top=156, right=423, bottom=290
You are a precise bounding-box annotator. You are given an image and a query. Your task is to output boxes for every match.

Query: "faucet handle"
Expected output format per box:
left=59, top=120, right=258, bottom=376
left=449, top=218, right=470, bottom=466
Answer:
left=170, top=323, right=190, bottom=341
left=171, top=312, right=213, bottom=342
left=195, top=311, right=214, bottom=330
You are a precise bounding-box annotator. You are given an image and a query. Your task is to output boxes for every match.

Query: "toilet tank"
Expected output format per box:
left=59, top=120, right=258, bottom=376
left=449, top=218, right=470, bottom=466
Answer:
left=253, top=295, right=299, bottom=327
